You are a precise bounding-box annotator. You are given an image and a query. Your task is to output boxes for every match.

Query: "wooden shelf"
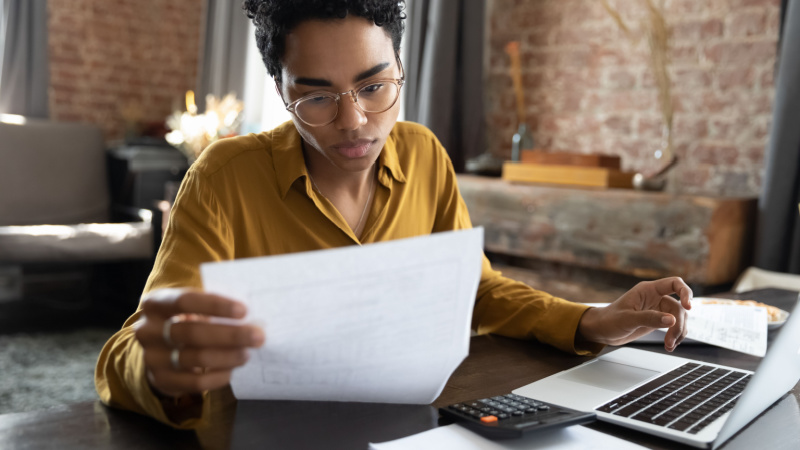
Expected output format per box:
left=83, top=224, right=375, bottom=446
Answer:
left=458, top=175, right=756, bottom=286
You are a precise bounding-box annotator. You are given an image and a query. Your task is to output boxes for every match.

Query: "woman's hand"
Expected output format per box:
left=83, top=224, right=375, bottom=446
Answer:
left=134, top=288, right=265, bottom=398
left=577, top=277, right=693, bottom=352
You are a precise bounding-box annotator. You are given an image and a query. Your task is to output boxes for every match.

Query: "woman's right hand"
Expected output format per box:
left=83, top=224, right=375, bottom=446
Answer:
left=134, top=288, right=265, bottom=398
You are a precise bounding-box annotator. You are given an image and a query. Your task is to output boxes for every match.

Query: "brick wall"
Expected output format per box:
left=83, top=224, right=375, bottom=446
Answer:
left=48, top=0, right=204, bottom=142
left=485, top=0, right=781, bottom=196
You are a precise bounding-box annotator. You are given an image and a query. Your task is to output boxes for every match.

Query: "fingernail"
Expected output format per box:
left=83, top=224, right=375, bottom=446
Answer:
left=233, top=303, right=247, bottom=317
left=251, top=329, right=265, bottom=345
left=661, top=315, right=673, bottom=325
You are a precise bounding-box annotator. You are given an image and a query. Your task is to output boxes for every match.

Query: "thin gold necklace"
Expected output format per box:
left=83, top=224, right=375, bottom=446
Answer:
left=308, top=163, right=376, bottom=235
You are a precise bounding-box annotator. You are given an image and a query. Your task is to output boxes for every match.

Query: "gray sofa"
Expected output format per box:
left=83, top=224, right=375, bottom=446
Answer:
left=0, top=118, right=153, bottom=304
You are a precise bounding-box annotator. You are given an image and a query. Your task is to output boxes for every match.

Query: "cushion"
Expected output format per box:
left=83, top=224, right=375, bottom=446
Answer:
left=0, top=119, right=110, bottom=226
left=0, top=222, right=153, bottom=263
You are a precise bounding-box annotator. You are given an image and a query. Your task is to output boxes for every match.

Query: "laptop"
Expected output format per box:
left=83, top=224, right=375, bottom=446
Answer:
left=512, top=296, right=800, bottom=449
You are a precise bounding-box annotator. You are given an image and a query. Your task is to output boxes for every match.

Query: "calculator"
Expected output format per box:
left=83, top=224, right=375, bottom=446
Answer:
left=439, top=393, right=595, bottom=439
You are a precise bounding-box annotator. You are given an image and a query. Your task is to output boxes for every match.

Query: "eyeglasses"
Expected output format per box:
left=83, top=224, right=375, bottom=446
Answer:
left=283, top=60, right=405, bottom=127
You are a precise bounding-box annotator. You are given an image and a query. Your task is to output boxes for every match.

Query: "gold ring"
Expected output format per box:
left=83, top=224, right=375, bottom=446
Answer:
left=162, top=317, right=178, bottom=348
left=171, top=348, right=181, bottom=370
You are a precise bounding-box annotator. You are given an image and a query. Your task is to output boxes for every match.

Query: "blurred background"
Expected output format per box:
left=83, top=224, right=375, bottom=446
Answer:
left=1, top=0, right=797, bottom=416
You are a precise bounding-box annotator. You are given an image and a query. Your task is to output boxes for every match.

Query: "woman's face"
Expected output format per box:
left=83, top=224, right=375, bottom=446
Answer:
left=279, top=16, right=401, bottom=175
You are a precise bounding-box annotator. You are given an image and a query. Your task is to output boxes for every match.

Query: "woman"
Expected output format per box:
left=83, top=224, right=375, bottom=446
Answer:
left=95, top=0, right=691, bottom=428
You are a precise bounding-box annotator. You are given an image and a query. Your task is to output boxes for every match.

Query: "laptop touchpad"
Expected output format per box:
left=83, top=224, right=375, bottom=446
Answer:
left=557, top=360, right=660, bottom=392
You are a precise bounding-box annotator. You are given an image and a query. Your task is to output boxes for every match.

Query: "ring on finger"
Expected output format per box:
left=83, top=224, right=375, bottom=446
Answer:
left=163, top=317, right=179, bottom=348
left=171, top=348, right=181, bottom=370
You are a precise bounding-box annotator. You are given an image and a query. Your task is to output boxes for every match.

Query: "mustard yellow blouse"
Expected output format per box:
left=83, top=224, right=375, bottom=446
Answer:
left=95, top=121, right=598, bottom=428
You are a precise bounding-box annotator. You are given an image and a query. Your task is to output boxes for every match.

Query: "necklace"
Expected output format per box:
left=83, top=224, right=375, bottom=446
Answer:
left=308, top=163, right=376, bottom=236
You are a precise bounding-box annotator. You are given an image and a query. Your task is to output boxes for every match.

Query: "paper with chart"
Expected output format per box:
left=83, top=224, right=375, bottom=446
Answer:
left=201, top=228, right=484, bottom=403
left=686, top=302, right=768, bottom=357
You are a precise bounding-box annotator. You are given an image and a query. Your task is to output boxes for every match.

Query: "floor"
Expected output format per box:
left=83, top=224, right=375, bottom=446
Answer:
left=0, top=327, right=118, bottom=415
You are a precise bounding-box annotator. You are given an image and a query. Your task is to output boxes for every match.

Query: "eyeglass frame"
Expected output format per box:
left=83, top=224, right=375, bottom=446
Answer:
left=277, top=56, right=405, bottom=127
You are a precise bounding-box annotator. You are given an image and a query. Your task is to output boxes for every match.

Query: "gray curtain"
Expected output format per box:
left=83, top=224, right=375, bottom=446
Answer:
left=404, top=0, right=485, bottom=172
left=754, top=0, right=800, bottom=273
left=0, top=0, right=48, bottom=118
left=196, top=0, right=249, bottom=110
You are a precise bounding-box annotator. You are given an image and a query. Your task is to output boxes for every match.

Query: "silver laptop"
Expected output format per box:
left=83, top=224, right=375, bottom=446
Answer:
left=513, top=297, right=800, bottom=449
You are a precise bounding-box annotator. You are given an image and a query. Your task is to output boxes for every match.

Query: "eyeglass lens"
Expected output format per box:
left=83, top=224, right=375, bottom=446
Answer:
left=294, top=81, right=400, bottom=126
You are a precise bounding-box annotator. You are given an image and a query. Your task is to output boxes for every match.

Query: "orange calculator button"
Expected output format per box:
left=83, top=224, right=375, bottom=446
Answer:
left=480, top=415, right=498, bottom=423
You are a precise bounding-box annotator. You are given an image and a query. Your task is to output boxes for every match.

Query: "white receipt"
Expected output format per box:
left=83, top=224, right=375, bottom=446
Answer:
left=200, top=228, right=484, bottom=403
left=369, top=424, right=647, bottom=450
left=686, top=303, right=768, bottom=357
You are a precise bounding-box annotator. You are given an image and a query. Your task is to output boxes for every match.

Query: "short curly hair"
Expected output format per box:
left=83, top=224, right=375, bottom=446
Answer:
left=243, top=0, right=406, bottom=83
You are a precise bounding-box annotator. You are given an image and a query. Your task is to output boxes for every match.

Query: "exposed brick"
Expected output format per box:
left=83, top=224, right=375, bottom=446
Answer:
left=766, top=7, right=781, bottom=35
left=670, top=44, right=701, bottom=65
left=486, top=0, right=779, bottom=195
left=743, top=143, right=767, bottom=164
left=673, top=67, right=712, bottom=89
left=726, top=10, right=768, bottom=37
left=671, top=19, right=724, bottom=42
left=675, top=165, right=711, bottom=190
left=605, top=69, right=638, bottom=90
left=674, top=116, right=709, bottom=140
left=759, top=65, right=775, bottom=88
left=704, top=41, right=778, bottom=66
left=665, top=0, right=712, bottom=15
left=694, top=144, right=739, bottom=165
left=48, top=0, right=203, bottom=142
left=637, top=114, right=664, bottom=139
left=717, top=67, right=757, bottom=90
left=729, top=0, right=781, bottom=8
left=603, top=114, right=634, bottom=134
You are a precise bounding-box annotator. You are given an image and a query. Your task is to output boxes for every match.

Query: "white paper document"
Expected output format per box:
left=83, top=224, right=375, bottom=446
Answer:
left=368, top=424, right=647, bottom=450
left=582, top=301, right=769, bottom=355
left=686, top=303, right=768, bottom=357
left=201, top=228, right=484, bottom=403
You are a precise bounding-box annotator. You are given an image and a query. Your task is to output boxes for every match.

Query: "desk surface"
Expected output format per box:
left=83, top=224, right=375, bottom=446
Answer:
left=2, top=288, right=799, bottom=449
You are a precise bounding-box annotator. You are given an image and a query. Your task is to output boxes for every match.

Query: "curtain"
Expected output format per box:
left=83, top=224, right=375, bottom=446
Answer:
left=195, top=0, right=250, bottom=110
left=0, top=0, right=48, bottom=118
left=754, top=0, right=800, bottom=273
left=404, top=0, right=486, bottom=173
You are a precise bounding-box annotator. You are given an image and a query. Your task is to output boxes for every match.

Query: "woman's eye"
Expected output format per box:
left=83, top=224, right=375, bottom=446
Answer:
left=307, top=96, right=330, bottom=104
left=362, top=83, right=384, bottom=94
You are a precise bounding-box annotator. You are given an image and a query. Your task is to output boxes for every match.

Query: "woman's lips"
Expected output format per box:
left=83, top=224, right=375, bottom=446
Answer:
left=332, top=139, right=374, bottom=159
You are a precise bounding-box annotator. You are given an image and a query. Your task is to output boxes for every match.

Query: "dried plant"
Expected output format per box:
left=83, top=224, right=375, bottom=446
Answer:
left=602, top=0, right=674, bottom=176
left=165, top=91, right=244, bottom=162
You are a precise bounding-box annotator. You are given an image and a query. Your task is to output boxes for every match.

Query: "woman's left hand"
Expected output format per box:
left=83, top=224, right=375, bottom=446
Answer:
left=577, top=277, right=693, bottom=352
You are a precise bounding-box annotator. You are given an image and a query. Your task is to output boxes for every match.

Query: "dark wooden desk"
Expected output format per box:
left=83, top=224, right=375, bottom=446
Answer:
left=2, top=289, right=798, bottom=449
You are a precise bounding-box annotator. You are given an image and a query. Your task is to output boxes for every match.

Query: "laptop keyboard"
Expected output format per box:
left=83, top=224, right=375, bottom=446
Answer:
left=596, top=362, right=752, bottom=434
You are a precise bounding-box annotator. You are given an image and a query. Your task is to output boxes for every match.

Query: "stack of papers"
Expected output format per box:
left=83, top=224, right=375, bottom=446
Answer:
left=369, top=424, right=647, bottom=450
left=201, top=228, right=484, bottom=403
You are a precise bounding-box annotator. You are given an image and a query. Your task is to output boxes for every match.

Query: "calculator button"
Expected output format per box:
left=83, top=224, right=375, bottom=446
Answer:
left=512, top=411, right=524, bottom=417
left=537, top=405, right=550, bottom=411
left=524, top=407, right=537, bottom=414
left=489, top=410, right=500, bottom=416
left=449, top=404, right=464, bottom=410
left=480, top=415, right=498, bottom=423
left=497, top=413, right=510, bottom=420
